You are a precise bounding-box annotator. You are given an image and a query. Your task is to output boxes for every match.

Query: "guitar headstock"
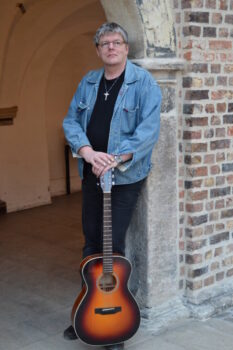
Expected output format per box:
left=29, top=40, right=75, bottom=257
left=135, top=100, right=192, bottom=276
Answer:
left=100, top=169, right=114, bottom=193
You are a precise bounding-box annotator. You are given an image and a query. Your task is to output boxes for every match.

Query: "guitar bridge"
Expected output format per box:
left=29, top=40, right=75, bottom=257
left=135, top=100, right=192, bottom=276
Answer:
left=95, top=306, right=122, bottom=315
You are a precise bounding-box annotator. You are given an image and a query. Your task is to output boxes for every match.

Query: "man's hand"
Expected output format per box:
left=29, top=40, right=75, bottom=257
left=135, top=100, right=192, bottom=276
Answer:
left=78, top=146, right=115, bottom=177
left=78, top=146, right=132, bottom=177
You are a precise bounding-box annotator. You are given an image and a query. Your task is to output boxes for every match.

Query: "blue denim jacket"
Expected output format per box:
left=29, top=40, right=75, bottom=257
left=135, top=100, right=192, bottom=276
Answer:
left=63, top=60, right=162, bottom=185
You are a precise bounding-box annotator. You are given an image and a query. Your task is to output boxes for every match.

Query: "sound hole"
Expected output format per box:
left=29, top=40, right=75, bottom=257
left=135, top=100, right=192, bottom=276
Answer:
left=98, top=273, right=117, bottom=292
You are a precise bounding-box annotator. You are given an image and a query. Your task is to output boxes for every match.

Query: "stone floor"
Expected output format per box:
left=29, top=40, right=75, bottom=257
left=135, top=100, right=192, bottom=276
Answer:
left=1, top=192, right=233, bottom=350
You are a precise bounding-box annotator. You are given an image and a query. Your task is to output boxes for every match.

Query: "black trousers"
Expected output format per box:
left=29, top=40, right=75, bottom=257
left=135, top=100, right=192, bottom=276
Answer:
left=81, top=178, right=145, bottom=258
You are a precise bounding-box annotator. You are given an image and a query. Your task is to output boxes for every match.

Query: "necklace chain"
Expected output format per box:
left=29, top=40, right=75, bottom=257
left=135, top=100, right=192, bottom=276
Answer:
left=103, top=76, right=120, bottom=101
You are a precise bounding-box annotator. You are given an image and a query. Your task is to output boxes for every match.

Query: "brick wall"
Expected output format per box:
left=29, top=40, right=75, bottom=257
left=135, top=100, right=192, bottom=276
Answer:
left=173, top=0, right=233, bottom=302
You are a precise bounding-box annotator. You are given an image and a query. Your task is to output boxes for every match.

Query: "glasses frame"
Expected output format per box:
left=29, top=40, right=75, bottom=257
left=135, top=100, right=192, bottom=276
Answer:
left=98, top=40, right=126, bottom=50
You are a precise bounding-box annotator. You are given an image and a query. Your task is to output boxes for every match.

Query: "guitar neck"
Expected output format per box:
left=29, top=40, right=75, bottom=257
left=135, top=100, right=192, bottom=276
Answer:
left=103, top=192, right=113, bottom=274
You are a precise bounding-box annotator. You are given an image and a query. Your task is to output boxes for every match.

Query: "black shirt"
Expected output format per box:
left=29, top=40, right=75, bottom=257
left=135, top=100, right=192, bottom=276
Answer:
left=84, top=70, right=125, bottom=180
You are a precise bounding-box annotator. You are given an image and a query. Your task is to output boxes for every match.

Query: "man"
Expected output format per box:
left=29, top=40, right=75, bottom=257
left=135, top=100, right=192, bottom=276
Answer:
left=63, top=22, right=161, bottom=350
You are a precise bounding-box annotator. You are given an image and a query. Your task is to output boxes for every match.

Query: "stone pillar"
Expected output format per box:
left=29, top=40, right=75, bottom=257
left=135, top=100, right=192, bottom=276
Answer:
left=126, top=58, right=188, bottom=329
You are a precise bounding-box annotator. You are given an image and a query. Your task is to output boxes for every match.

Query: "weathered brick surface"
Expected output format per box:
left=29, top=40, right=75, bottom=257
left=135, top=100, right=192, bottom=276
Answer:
left=175, top=0, right=233, bottom=297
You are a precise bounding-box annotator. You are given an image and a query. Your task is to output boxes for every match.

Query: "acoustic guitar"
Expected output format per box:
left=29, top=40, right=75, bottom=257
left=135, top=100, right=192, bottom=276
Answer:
left=71, top=170, right=141, bottom=346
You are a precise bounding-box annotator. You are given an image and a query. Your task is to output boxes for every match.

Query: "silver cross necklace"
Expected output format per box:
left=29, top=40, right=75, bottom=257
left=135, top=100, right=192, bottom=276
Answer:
left=103, top=75, right=120, bottom=101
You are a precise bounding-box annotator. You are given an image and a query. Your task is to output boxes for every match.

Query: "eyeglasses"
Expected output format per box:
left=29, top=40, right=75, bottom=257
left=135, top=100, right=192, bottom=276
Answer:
left=98, top=40, right=126, bottom=49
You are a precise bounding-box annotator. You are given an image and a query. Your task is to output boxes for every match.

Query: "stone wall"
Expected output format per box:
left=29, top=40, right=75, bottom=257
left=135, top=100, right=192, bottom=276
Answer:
left=174, top=0, right=233, bottom=306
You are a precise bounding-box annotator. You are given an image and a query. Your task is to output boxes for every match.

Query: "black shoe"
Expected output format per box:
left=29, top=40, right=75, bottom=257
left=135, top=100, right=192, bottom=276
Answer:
left=63, top=325, right=78, bottom=340
left=104, top=344, right=124, bottom=350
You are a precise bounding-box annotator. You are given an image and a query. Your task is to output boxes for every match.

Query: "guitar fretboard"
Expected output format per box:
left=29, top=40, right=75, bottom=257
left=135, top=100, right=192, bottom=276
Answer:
left=103, top=193, right=113, bottom=273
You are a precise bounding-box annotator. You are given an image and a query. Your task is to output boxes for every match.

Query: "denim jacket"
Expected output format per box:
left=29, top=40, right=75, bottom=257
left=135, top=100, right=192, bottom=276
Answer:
left=63, top=60, right=162, bottom=185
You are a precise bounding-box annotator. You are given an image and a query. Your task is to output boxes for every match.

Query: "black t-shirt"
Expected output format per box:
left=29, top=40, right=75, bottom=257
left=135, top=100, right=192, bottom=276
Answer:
left=84, top=70, right=125, bottom=180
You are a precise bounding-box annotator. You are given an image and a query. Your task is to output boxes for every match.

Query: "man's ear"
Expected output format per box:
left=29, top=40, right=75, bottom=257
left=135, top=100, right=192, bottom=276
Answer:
left=96, top=46, right=100, bottom=57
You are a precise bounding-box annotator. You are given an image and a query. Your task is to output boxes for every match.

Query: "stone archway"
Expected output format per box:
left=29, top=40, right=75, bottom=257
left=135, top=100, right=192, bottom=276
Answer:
left=0, top=0, right=186, bottom=327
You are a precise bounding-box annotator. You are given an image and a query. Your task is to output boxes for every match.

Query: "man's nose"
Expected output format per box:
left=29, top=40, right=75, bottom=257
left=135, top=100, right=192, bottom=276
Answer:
left=108, top=42, right=114, bottom=49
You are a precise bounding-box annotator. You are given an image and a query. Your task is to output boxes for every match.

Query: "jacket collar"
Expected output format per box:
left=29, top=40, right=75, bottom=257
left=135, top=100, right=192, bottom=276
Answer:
left=86, top=60, right=139, bottom=85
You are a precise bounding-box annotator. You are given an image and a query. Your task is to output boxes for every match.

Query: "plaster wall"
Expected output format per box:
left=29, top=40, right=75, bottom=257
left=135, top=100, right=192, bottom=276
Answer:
left=0, top=0, right=105, bottom=211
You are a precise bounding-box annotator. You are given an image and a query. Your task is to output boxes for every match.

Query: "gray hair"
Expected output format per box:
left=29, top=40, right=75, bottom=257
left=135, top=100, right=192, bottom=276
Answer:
left=94, top=22, right=128, bottom=46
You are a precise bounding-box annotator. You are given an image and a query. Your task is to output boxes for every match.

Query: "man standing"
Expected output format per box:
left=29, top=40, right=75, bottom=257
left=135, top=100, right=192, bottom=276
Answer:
left=63, top=22, right=162, bottom=350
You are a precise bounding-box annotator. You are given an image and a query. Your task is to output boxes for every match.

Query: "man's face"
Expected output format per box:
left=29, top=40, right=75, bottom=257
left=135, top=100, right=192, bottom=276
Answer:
left=96, top=32, right=129, bottom=68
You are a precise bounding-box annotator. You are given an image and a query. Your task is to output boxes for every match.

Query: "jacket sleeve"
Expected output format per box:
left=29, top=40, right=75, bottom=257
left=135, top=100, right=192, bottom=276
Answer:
left=117, top=80, right=162, bottom=172
left=63, top=79, right=91, bottom=157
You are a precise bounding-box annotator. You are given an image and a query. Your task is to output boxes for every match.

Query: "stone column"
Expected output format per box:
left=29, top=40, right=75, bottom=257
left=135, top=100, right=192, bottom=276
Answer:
left=126, top=58, right=188, bottom=329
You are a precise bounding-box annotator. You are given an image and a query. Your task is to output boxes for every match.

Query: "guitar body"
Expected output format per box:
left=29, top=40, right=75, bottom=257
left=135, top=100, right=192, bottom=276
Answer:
left=71, top=254, right=140, bottom=346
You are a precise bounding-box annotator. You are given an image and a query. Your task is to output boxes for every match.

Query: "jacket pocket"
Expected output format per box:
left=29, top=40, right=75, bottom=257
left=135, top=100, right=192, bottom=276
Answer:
left=77, top=101, right=88, bottom=113
left=121, top=104, right=139, bottom=134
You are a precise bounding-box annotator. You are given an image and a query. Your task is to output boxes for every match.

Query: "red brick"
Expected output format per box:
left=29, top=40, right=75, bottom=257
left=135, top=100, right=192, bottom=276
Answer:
left=187, top=190, right=208, bottom=201
left=211, top=90, right=228, bottom=100
left=205, top=104, right=215, bottom=113
left=217, top=103, right=226, bottom=112
left=219, top=0, right=228, bottom=10
left=225, top=15, right=233, bottom=24
left=211, top=165, right=220, bottom=175
left=227, top=174, right=233, bottom=184
left=204, top=154, right=215, bottom=164
left=209, top=211, right=219, bottom=221
left=216, top=223, right=225, bottom=231
left=227, top=126, right=233, bottom=136
left=217, top=76, right=227, bottom=86
left=211, top=262, right=219, bottom=270
left=215, top=247, right=223, bottom=256
left=205, top=225, right=214, bottom=235
left=224, top=65, right=233, bottom=73
left=186, top=254, right=203, bottom=264
left=204, top=276, right=214, bottom=286
left=179, top=202, right=184, bottom=212
left=206, top=0, right=216, bottom=8
left=191, top=143, right=208, bottom=152
left=215, top=199, right=225, bottom=209
left=216, top=176, right=225, bottom=185
left=226, top=243, right=233, bottom=253
left=185, top=90, right=209, bottom=100
left=211, top=64, right=221, bottom=73
left=216, top=128, right=226, bottom=137
left=185, top=227, right=204, bottom=238
left=186, top=203, right=203, bottom=213
left=212, top=13, right=222, bottom=24
left=216, top=152, right=225, bottom=162
left=183, top=26, right=201, bottom=36
left=186, top=166, right=208, bottom=177
left=183, top=130, right=202, bottom=139
left=219, top=28, right=229, bottom=38
left=184, top=52, right=192, bottom=60
left=206, top=201, right=214, bottom=211
left=209, top=40, right=232, bottom=50
left=181, top=0, right=204, bottom=8
left=204, top=129, right=214, bottom=138
left=210, top=139, right=230, bottom=150
left=185, top=117, right=208, bottom=127
left=185, top=155, right=202, bottom=165
left=186, top=239, right=207, bottom=251
left=211, top=115, right=221, bottom=125
left=226, top=198, right=233, bottom=208
left=205, top=77, right=214, bottom=86
left=186, top=280, right=203, bottom=290
left=204, top=27, right=216, bottom=37
left=179, top=190, right=185, bottom=199
left=216, top=272, right=224, bottom=281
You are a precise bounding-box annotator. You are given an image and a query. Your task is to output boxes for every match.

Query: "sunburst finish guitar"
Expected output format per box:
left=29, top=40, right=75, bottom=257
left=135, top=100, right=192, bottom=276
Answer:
left=71, top=170, right=140, bottom=346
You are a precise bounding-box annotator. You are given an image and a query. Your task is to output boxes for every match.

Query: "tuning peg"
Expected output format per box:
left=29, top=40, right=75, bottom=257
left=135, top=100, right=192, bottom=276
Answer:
left=112, top=181, right=115, bottom=186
